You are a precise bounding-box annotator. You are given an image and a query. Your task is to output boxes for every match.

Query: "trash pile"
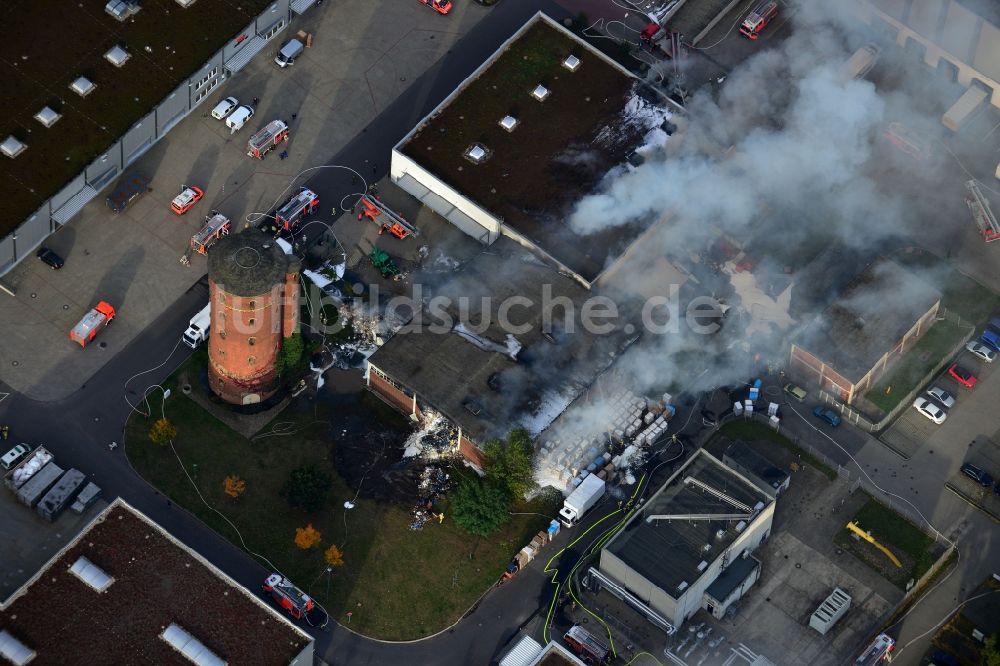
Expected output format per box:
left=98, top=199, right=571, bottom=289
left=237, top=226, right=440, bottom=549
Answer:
left=409, top=465, right=451, bottom=531
left=402, top=409, right=456, bottom=458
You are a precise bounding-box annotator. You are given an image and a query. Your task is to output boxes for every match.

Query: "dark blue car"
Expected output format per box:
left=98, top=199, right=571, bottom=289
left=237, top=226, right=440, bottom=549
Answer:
left=812, top=405, right=841, bottom=427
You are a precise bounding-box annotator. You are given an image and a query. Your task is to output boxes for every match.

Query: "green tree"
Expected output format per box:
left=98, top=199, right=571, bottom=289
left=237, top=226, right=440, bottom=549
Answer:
left=276, top=332, right=305, bottom=376
left=283, top=465, right=332, bottom=513
left=984, top=634, right=1000, bottom=666
left=482, top=428, right=537, bottom=500
left=451, top=476, right=510, bottom=537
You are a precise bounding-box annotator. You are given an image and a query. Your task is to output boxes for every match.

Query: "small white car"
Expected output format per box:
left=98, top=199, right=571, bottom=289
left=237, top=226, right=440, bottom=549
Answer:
left=225, top=105, right=255, bottom=131
left=912, top=397, right=947, bottom=424
left=925, top=386, right=955, bottom=409
left=211, top=96, right=239, bottom=120
left=1, top=443, right=32, bottom=470
left=965, top=340, right=996, bottom=363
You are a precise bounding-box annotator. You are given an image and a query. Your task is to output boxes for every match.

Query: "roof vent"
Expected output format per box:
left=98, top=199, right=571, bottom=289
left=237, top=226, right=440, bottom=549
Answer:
left=1, top=136, right=27, bottom=159
left=0, top=631, right=35, bottom=666
left=531, top=84, right=551, bottom=102
left=69, top=556, right=115, bottom=592
left=34, top=106, right=62, bottom=128
left=676, top=581, right=689, bottom=592
left=696, top=560, right=708, bottom=572
left=175, top=0, right=198, bottom=6
left=499, top=115, right=519, bottom=132
left=716, top=528, right=726, bottom=540
left=702, top=543, right=712, bottom=552
left=464, top=143, right=491, bottom=164
left=70, top=76, right=96, bottom=98
left=161, top=624, right=227, bottom=666
left=105, top=45, right=131, bottom=67
left=563, top=54, right=581, bottom=72
left=735, top=520, right=747, bottom=532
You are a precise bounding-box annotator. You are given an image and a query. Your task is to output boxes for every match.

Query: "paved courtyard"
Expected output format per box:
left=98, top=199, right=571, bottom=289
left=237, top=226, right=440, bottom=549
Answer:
left=0, top=1, right=490, bottom=401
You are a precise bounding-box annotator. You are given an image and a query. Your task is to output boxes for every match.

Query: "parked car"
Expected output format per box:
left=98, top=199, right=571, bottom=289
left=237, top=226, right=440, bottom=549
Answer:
left=225, top=105, right=255, bottom=131
left=948, top=363, right=977, bottom=389
left=960, top=462, right=994, bottom=488
left=36, top=247, right=64, bottom=269
left=1, top=443, right=32, bottom=470
left=965, top=340, right=996, bottom=363
left=924, top=386, right=955, bottom=409
left=211, top=96, right=239, bottom=120
left=812, top=405, right=841, bottom=427
left=912, top=397, right=947, bottom=424
left=981, top=328, right=1000, bottom=353
left=783, top=383, right=807, bottom=403
left=170, top=185, right=204, bottom=215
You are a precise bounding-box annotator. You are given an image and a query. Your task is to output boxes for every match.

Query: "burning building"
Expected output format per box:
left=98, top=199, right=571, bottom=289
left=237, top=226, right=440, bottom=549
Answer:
left=207, top=229, right=300, bottom=405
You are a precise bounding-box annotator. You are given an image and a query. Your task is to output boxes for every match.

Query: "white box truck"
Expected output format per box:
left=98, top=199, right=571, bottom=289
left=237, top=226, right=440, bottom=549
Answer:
left=182, top=303, right=211, bottom=349
left=559, top=474, right=606, bottom=527
left=942, top=86, right=988, bottom=131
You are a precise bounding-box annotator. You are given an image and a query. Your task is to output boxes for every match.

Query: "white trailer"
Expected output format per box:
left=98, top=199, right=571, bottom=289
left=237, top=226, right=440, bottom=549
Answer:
left=182, top=303, right=211, bottom=349
left=942, top=86, right=988, bottom=131
left=838, top=43, right=880, bottom=82
left=559, top=474, right=606, bottom=527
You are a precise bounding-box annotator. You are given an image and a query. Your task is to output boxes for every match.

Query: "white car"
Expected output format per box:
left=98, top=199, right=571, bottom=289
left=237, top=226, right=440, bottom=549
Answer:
left=925, top=386, right=955, bottom=409
left=965, top=340, right=997, bottom=363
left=211, top=96, right=239, bottom=120
left=912, top=397, right=947, bottom=424
left=225, top=105, right=255, bottom=131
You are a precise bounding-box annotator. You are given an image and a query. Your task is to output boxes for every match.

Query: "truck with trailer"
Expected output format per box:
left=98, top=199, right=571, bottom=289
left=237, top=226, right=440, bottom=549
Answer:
left=182, top=303, right=211, bottom=349
left=563, top=625, right=610, bottom=665
left=70, top=302, right=116, bottom=347
left=247, top=120, right=290, bottom=159
left=558, top=474, right=606, bottom=528
left=15, top=462, right=65, bottom=508
left=839, top=43, right=880, bottom=82
left=498, top=520, right=559, bottom=586
left=5, top=447, right=54, bottom=491
left=36, top=468, right=87, bottom=521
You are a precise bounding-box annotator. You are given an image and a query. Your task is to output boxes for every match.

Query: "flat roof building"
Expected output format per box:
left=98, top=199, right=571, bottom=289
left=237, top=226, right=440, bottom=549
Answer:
left=598, top=449, right=775, bottom=630
left=789, top=259, right=941, bottom=405
left=391, top=12, right=674, bottom=288
left=0, top=499, right=313, bottom=665
left=723, top=439, right=790, bottom=498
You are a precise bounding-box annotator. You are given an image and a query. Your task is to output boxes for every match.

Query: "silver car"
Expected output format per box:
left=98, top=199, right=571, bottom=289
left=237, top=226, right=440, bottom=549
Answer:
left=211, top=96, right=239, bottom=120
left=965, top=340, right=997, bottom=363
left=912, top=397, right=947, bottom=424
left=925, top=386, right=955, bottom=409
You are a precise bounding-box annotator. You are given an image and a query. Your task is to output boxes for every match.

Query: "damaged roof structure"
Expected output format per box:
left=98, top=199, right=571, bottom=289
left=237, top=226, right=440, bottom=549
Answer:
left=391, top=12, right=675, bottom=288
left=367, top=237, right=638, bottom=464
left=0, top=499, right=314, bottom=665
left=790, top=259, right=941, bottom=406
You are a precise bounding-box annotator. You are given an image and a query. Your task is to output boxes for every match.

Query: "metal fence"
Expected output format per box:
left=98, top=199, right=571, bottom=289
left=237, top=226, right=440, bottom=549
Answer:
left=0, top=0, right=304, bottom=279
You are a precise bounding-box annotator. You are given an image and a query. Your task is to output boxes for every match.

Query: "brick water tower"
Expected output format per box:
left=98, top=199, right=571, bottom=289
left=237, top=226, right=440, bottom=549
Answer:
left=207, top=229, right=300, bottom=405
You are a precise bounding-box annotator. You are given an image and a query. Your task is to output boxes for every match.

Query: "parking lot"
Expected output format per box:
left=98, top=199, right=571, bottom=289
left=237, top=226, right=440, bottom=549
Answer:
left=881, top=346, right=995, bottom=459
left=0, top=1, right=490, bottom=400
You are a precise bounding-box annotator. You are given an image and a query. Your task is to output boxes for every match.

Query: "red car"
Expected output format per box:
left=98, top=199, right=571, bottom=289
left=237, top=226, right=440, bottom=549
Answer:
left=418, top=0, right=452, bottom=14
left=170, top=185, right=204, bottom=215
left=948, top=363, right=977, bottom=389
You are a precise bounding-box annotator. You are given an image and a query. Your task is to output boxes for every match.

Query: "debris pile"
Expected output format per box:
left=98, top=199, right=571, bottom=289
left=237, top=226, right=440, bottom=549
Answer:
left=402, top=409, right=456, bottom=458
left=409, top=465, right=451, bottom=531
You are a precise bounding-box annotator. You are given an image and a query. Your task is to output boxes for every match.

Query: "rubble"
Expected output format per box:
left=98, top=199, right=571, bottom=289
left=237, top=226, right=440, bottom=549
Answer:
left=402, top=409, right=456, bottom=459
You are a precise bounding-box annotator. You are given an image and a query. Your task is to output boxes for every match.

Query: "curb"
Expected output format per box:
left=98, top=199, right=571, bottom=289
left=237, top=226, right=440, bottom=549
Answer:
left=943, top=483, right=1000, bottom=522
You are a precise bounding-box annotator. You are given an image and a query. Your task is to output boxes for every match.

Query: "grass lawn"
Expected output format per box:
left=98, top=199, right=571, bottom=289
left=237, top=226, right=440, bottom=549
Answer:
left=126, top=360, right=558, bottom=640
left=895, top=250, right=1000, bottom=324
left=719, top=420, right=837, bottom=480
left=865, top=318, right=969, bottom=413
left=834, top=497, right=938, bottom=589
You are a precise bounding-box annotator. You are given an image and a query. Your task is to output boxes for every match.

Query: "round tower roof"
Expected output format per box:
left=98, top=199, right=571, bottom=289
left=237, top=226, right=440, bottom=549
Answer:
left=208, top=229, right=291, bottom=297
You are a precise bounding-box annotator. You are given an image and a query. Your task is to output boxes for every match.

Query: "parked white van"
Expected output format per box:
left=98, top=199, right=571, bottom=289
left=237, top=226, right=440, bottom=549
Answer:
left=274, top=39, right=304, bottom=68
left=225, top=105, right=255, bottom=131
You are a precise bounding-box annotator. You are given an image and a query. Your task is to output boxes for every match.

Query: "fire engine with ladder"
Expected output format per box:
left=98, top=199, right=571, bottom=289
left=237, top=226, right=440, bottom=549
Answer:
left=739, top=1, right=778, bottom=40
left=247, top=120, right=290, bottom=159
left=965, top=179, right=1000, bottom=242
left=180, top=212, right=232, bottom=266
left=262, top=573, right=328, bottom=626
left=855, top=632, right=895, bottom=665
left=356, top=193, right=420, bottom=240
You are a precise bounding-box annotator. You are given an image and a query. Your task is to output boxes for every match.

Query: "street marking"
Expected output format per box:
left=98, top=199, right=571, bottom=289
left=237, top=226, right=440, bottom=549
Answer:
left=0, top=392, right=9, bottom=404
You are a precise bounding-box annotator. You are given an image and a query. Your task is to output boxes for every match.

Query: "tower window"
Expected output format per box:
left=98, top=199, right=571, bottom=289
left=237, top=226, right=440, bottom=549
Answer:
left=248, top=355, right=256, bottom=365
left=248, top=337, right=256, bottom=346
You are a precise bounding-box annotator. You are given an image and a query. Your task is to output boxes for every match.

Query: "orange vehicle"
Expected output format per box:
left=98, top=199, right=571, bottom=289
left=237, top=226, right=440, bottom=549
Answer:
left=418, top=0, right=451, bottom=14
left=739, top=1, right=778, bottom=40
left=356, top=193, right=419, bottom=240
left=170, top=186, right=204, bottom=215
left=70, top=302, right=116, bottom=347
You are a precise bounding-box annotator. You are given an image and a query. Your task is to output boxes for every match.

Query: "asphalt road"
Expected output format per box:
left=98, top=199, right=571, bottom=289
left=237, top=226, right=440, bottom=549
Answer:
left=0, top=2, right=594, bottom=665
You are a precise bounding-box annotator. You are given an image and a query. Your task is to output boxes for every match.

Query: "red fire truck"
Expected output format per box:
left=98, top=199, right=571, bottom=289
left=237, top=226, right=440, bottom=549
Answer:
left=70, top=302, right=116, bottom=347
left=262, top=573, right=313, bottom=620
left=855, top=633, right=895, bottom=665
left=563, top=625, right=609, bottom=666
left=739, top=1, right=778, bottom=40
left=418, top=0, right=451, bottom=14
left=273, top=187, right=319, bottom=232
left=247, top=120, right=290, bottom=159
